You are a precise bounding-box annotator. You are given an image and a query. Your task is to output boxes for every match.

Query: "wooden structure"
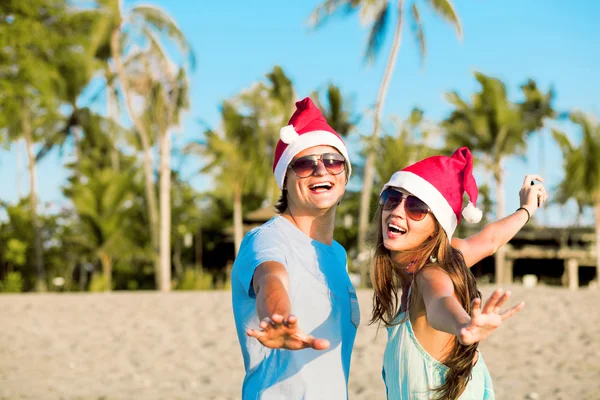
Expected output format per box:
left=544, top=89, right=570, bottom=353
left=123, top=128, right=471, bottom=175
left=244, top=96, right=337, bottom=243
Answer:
left=498, top=226, right=597, bottom=289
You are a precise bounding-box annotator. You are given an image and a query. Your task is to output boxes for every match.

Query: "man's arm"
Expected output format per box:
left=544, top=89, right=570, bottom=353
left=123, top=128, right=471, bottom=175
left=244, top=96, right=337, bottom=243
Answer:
left=253, top=261, right=291, bottom=321
left=246, top=262, right=330, bottom=351
left=452, top=174, right=548, bottom=268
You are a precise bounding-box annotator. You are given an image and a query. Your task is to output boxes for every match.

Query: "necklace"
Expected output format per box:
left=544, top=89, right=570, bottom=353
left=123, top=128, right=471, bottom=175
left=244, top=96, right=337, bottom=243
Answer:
left=406, top=254, right=438, bottom=275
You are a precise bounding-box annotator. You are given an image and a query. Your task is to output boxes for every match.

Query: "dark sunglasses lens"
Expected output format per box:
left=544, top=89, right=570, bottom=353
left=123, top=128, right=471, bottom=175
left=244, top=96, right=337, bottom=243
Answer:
left=292, top=157, right=318, bottom=177
left=406, top=196, right=429, bottom=221
left=322, top=155, right=345, bottom=175
left=380, top=189, right=403, bottom=210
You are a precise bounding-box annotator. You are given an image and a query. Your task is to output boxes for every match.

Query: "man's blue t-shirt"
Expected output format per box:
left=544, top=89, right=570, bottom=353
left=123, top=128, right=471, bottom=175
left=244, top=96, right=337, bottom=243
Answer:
left=231, top=216, right=360, bottom=399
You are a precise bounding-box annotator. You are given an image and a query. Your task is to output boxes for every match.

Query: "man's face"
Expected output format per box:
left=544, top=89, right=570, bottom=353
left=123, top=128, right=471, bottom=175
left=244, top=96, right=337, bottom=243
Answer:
left=284, top=145, right=347, bottom=214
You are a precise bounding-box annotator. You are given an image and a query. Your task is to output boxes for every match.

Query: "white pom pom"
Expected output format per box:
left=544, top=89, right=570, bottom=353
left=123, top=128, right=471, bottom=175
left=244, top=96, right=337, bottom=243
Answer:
left=280, top=125, right=298, bottom=144
left=462, top=202, right=483, bottom=223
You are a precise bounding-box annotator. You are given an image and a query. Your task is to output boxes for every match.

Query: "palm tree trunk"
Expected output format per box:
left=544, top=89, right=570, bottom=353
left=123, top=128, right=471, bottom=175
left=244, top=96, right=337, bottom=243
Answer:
left=493, top=162, right=507, bottom=284
left=195, top=228, right=203, bottom=274
left=106, top=76, right=121, bottom=172
left=357, top=0, right=405, bottom=287
left=594, top=202, right=600, bottom=286
left=110, top=26, right=161, bottom=288
left=173, top=236, right=183, bottom=282
left=99, top=252, right=112, bottom=292
left=22, top=101, right=46, bottom=292
left=17, top=138, right=23, bottom=199
left=159, top=131, right=172, bottom=292
left=233, top=182, right=243, bottom=257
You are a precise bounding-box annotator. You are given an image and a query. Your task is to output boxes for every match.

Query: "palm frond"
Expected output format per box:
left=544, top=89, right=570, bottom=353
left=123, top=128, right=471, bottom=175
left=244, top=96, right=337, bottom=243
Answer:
left=426, top=0, right=462, bottom=39
left=308, top=0, right=357, bottom=28
left=365, top=3, right=390, bottom=63
left=551, top=128, right=573, bottom=154
left=130, top=4, right=196, bottom=70
left=410, top=3, right=426, bottom=64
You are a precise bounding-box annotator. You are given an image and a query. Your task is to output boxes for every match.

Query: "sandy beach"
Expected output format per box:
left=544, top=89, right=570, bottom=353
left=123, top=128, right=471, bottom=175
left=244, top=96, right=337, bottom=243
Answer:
left=1, top=285, right=598, bottom=400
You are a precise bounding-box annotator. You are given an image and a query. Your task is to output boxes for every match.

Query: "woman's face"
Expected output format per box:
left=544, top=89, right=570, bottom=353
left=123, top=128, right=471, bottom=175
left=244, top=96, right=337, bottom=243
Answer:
left=380, top=187, right=435, bottom=254
left=284, top=145, right=347, bottom=214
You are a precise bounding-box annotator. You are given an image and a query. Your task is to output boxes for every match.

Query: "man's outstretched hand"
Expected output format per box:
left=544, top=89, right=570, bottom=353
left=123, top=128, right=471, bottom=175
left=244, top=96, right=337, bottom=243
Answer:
left=246, top=314, right=330, bottom=351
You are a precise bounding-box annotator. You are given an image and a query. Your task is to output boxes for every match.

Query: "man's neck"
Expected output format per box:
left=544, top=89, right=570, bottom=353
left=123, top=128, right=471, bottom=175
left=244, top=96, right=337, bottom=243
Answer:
left=283, top=208, right=336, bottom=245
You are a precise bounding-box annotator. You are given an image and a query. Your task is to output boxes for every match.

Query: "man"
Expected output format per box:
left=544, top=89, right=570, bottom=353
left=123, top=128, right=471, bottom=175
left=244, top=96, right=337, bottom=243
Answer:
left=231, top=97, right=358, bottom=399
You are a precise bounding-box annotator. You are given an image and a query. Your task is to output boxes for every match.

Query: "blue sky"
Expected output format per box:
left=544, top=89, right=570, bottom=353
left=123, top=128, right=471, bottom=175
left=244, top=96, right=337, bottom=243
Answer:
left=1, top=0, right=599, bottom=226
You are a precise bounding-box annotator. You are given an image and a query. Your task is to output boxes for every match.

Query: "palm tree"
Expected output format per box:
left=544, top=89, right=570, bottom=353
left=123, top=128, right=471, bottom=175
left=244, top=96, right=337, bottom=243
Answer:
left=236, top=66, right=297, bottom=204
left=442, top=72, right=554, bottom=283
left=135, top=60, right=190, bottom=292
left=312, top=84, right=360, bottom=138
left=552, top=112, right=600, bottom=285
left=69, top=168, right=137, bottom=291
left=188, top=67, right=294, bottom=256
left=375, top=108, right=438, bottom=187
left=190, top=102, right=269, bottom=256
left=90, top=0, right=195, bottom=290
left=61, top=108, right=145, bottom=291
left=309, top=0, right=463, bottom=275
left=0, top=0, right=84, bottom=291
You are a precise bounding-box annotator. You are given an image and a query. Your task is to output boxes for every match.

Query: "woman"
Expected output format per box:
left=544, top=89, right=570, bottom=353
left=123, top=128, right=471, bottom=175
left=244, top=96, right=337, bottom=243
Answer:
left=371, top=147, right=547, bottom=399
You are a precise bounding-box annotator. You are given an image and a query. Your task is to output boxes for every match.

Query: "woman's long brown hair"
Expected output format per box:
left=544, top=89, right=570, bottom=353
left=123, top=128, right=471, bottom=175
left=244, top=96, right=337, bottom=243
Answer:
left=369, top=205, right=481, bottom=400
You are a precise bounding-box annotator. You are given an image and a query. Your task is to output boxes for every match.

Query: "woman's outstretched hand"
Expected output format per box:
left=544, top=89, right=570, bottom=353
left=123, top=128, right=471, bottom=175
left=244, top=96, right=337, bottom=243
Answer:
left=246, top=314, right=330, bottom=351
left=458, top=289, right=524, bottom=345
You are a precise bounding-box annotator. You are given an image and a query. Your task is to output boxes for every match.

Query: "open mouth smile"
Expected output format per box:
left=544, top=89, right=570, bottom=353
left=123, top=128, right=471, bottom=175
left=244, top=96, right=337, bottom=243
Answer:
left=308, top=182, right=333, bottom=193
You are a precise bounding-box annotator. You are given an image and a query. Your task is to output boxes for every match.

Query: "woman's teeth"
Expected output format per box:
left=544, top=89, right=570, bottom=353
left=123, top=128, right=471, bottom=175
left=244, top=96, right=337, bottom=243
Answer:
left=388, top=223, right=406, bottom=234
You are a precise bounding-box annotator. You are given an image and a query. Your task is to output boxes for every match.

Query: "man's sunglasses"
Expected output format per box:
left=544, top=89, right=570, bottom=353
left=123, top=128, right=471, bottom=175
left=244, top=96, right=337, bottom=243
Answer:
left=379, top=188, right=430, bottom=221
left=288, top=153, right=346, bottom=178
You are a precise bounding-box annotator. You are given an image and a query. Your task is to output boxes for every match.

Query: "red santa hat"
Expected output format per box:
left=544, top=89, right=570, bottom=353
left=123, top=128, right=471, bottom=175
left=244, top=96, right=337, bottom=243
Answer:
left=381, top=147, right=482, bottom=239
left=273, top=97, right=351, bottom=189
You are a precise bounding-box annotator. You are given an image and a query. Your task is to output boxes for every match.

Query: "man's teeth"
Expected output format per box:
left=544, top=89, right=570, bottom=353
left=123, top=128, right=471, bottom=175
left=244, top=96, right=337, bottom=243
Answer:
left=388, top=223, right=406, bottom=234
left=310, top=183, right=332, bottom=190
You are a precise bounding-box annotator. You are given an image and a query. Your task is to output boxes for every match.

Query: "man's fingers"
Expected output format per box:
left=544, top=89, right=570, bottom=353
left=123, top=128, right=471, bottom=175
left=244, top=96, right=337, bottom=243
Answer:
left=259, top=317, right=272, bottom=330
left=270, top=314, right=285, bottom=327
left=246, top=328, right=266, bottom=339
left=284, top=314, right=298, bottom=329
left=294, top=334, right=330, bottom=350
left=501, top=301, right=525, bottom=321
left=311, top=338, right=330, bottom=350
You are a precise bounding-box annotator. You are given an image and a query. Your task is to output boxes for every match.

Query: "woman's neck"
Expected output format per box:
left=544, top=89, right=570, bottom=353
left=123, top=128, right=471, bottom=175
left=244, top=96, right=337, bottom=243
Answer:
left=282, top=207, right=336, bottom=245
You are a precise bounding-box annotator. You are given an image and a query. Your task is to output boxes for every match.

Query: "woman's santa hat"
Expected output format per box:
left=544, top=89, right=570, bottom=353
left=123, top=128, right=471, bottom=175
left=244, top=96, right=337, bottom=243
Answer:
left=381, top=147, right=483, bottom=239
left=273, top=97, right=351, bottom=189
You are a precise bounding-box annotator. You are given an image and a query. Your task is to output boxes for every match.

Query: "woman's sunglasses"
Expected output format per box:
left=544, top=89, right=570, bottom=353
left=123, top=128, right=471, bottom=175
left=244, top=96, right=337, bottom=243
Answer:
left=288, top=153, right=346, bottom=178
left=379, top=188, right=430, bottom=221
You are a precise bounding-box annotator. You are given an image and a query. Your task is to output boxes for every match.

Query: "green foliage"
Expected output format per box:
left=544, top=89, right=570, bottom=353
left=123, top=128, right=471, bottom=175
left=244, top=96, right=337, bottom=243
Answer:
left=88, top=273, right=108, bottom=292
left=4, top=239, right=27, bottom=267
left=312, top=84, right=360, bottom=137
left=176, top=269, right=214, bottom=291
left=309, top=0, right=462, bottom=65
left=374, top=108, right=439, bottom=188
left=443, top=72, right=554, bottom=168
left=552, top=112, right=600, bottom=209
left=0, top=272, right=24, bottom=293
left=189, top=66, right=295, bottom=205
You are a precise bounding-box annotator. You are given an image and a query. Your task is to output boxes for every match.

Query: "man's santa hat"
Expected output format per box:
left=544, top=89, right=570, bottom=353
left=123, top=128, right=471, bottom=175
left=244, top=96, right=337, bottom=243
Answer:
left=273, top=97, right=351, bottom=189
left=381, top=147, right=483, bottom=239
